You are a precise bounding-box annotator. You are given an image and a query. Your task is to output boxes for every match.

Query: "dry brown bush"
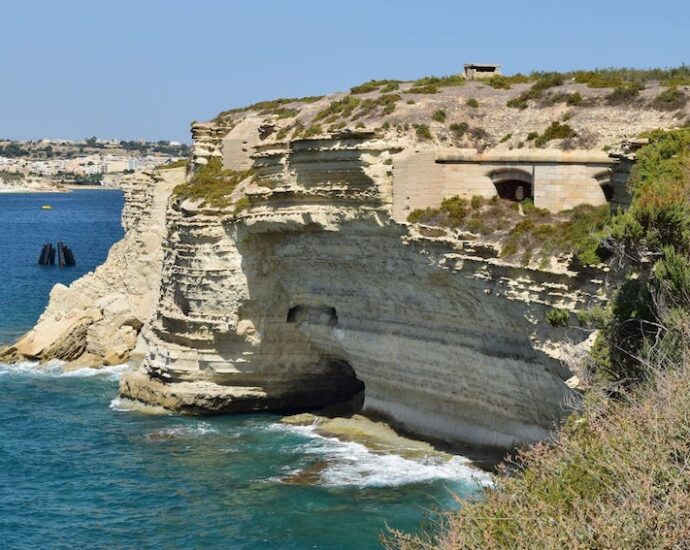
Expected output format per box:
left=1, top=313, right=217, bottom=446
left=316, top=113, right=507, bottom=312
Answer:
left=386, top=350, right=690, bottom=549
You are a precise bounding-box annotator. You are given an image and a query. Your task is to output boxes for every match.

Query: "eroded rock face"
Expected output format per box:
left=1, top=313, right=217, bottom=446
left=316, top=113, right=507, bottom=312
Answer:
left=0, top=168, right=184, bottom=367
left=120, top=137, right=609, bottom=449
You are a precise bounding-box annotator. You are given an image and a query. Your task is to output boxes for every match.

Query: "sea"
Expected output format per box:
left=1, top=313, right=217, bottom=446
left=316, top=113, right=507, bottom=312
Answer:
left=0, top=190, right=488, bottom=549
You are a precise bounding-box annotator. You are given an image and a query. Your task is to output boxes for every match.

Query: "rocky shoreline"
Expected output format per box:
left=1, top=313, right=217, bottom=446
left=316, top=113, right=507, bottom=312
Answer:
left=4, top=76, right=685, bottom=452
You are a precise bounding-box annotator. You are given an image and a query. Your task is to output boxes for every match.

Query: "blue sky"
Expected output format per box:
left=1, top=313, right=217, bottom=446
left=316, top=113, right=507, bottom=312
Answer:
left=1, top=0, right=688, bottom=142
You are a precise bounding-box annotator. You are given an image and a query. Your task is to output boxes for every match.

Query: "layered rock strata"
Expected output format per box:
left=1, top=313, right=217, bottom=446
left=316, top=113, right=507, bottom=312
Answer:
left=120, top=136, right=608, bottom=448
left=0, top=167, right=184, bottom=367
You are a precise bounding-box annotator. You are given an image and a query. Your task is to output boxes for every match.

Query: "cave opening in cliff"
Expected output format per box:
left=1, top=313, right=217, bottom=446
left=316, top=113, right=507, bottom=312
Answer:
left=287, top=305, right=338, bottom=326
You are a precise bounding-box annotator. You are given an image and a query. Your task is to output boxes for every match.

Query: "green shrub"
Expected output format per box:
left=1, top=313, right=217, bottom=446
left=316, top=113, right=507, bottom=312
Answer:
left=449, top=122, right=469, bottom=139
left=172, top=158, right=253, bottom=209
left=465, top=98, right=479, bottom=108
left=314, top=96, right=361, bottom=121
left=606, top=82, right=644, bottom=105
left=214, top=96, right=323, bottom=120
left=534, top=122, right=577, bottom=147
left=484, top=74, right=530, bottom=89
left=499, top=133, right=512, bottom=143
left=653, top=87, right=687, bottom=110
left=415, top=124, right=433, bottom=140
left=407, top=84, right=439, bottom=94
left=568, top=66, right=690, bottom=88
left=380, top=82, right=400, bottom=93
left=272, top=107, right=299, bottom=119
left=566, top=92, right=583, bottom=105
left=507, top=97, right=529, bottom=110
left=577, top=305, right=612, bottom=328
left=412, top=74, right=466, bottom=88
left=350, top=79, right=401, bottom=95
left=546, top=308, right=570, bottom=327
left=506, top=73, right=564, bottom=109
left=303, top=124, right=322, bottom=138
left=526, top=131, right=539, bottom=141
left=233, top=196, right=250, bottom=214
left=391, top=357, right=690, bottom=549
left=485, top=75, right=512, bottom=89
left=291, top=121, right=305, bottom=138
left=350, top=94, right=401, bottom=120
left=432, top=109, right=447, bottom=122
left=468, top=126, right=489, bottom=141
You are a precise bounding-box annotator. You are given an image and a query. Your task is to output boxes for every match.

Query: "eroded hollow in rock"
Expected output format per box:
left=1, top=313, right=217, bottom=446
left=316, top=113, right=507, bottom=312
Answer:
left=286, top=305, right=338, bottom=326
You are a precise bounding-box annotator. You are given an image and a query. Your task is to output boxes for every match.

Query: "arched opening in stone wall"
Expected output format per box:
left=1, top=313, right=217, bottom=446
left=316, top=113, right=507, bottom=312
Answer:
left=489, top=169, right=533, bottom=202
left=600, top=183, right=615, bottom=202
left=594, top=170, right=615, bottom=203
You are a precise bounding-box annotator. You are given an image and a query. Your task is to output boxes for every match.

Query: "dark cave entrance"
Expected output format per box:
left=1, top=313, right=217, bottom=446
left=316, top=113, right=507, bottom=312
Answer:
left=285, top=304, right=364, bottom=411
left=494, top=179, right=533, bottom=202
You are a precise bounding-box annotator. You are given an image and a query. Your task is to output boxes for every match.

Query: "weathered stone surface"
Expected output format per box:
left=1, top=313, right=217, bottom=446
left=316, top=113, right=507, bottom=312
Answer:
left=120, top=136, right=611, bottom=449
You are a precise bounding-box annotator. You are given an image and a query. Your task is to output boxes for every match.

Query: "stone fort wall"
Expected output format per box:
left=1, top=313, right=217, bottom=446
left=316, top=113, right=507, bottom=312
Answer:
left=392, top=148, right=632, bottom=221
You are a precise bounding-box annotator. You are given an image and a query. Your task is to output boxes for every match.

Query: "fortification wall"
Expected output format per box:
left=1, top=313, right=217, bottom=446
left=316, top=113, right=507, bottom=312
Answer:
left=392, top=148, right=631, bottom=220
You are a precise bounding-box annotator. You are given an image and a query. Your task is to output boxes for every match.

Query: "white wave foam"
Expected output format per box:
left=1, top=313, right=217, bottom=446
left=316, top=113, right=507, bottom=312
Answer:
left=144, top=422, right=218, bottom=441
left=0, top=359, right=130, bottom=381
left=272, top=423, right=492, bottom=488
left=109, top=397, right=171, bottom=415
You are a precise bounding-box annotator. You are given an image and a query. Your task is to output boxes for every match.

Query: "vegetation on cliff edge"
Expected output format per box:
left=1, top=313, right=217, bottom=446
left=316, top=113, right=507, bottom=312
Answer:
left=172, top=158, right=252, bottom=209
left=394, top=127, right=690, bottom=548
left=408, top=195, right=609, bottom=266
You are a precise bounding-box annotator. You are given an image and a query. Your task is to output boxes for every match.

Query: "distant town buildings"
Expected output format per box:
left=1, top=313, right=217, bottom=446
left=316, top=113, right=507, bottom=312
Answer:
left=0, top=139, right=187, bottom=184
left=0, top=153, right=175, bottom=178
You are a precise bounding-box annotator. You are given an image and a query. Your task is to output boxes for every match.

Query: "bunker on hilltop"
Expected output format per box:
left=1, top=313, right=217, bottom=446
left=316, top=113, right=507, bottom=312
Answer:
left=463, top=63, right=502, bottom=80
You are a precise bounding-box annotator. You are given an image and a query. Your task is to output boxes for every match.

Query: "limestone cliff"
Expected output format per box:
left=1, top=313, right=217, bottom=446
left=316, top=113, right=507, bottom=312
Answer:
left=120, top=134, right=610, bottom=448
left=0, top=167, right=184, bottom=367
left=8, top=74, right=687, bottom=450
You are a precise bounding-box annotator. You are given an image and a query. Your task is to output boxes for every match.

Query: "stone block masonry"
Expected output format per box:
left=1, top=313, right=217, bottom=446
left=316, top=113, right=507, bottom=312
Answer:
left=392, top=148, right=630, bottom=220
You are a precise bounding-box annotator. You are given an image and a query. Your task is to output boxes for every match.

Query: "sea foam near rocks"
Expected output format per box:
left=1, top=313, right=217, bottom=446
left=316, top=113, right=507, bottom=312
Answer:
left=272, top=423, right=492, bottom=488
left=0, top=359, right=129, bottom=381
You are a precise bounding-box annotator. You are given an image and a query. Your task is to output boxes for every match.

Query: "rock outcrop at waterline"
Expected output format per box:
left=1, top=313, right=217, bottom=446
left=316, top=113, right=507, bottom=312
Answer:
left=119, top=134, right=608, bottom=448
left=0, top=168, right=184, bottom=367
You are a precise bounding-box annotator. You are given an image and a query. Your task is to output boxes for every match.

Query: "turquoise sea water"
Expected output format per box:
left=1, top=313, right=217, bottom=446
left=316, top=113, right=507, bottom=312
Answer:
left=0, top=191, right=487, bottom=549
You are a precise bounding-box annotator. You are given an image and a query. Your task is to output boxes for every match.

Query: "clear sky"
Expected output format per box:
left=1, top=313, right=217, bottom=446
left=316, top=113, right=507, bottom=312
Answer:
left=2, top=0, right=688, bottom=143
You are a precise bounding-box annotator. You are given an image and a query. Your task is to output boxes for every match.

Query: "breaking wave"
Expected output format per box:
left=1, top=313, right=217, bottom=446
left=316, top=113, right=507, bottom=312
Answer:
left=0, top=360, right=129, bottom=381
left=272, top=423, right=492, bottom=488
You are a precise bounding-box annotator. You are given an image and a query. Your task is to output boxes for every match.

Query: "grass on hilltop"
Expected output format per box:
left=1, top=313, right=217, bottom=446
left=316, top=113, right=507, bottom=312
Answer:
left=172, top=157, right=252, bottom=209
